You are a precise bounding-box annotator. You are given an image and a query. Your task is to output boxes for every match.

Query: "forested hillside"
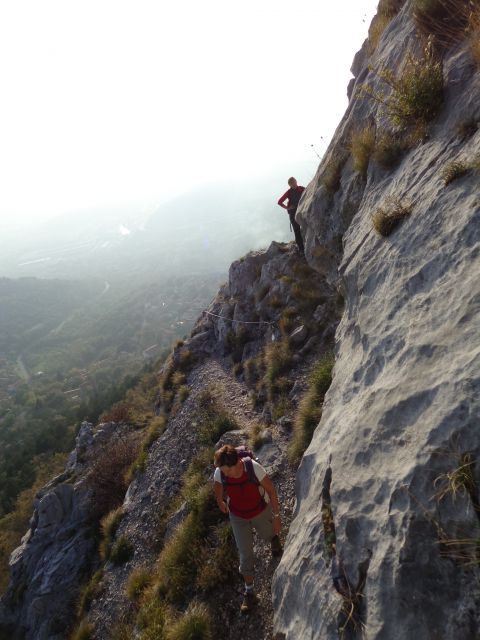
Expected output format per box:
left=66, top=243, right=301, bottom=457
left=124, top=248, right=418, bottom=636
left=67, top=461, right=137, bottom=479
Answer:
left=0, top=272, right=221, bottom=592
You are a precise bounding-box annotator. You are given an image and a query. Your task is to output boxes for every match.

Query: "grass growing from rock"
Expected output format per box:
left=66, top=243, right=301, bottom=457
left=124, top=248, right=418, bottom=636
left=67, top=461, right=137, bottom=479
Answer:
left=351, top=126, right=376, bottom=175
left=368, top=0, right=403, bottom=54
left=70, top=621, right=95, bottom=640
left=127, top=567, right=153, bottom=603
left=196, top=387, right=239, bottom=445
left=165, top=603, right=212, bottom=640
left=455, top=117, right=478, bottom=140
left=441, top=160, right=469, bottom=185
left=127, top=415, right=168, bottom=481
left=372, top=197, right=413, bottom=236
left=372, top=130, right=406, bottom=169
left=321, top=156, right=347, bottom=194
left=411, top=0, right=472, bottom=47
left=110, top=535, right=134, bottom=565
left=289, top=355, right=335, bottom=466
left=99, top=506, right=124, bottom=560
left=142, top=449, right=232, bottom=611
left=78, top=570, right=104, bottom=615
left=264, top=340, right=293, bottom=401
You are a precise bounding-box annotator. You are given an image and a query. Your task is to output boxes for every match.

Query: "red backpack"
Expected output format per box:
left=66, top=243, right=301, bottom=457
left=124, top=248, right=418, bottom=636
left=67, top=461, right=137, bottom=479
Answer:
left=220, top=447, right=266, bottom=519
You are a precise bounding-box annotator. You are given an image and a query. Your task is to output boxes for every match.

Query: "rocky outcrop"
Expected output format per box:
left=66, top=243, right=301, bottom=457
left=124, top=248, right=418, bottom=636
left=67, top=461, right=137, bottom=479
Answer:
left=273, top=3, right=480, bottom=639
left=0, top=421, right=134, bottom=640
left=188, top=241, right=338, bottom=361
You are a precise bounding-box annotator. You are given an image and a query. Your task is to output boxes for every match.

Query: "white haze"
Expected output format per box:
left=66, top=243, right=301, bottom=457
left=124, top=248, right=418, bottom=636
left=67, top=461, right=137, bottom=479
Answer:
left=0, top=0, right=378, bottom=231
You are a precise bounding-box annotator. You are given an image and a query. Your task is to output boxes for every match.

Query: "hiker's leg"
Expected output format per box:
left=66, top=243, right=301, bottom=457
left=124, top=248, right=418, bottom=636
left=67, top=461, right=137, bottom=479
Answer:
left=229, top=512, right=255, bottom=578
left=251, top=503, right=275, bottom=542
left=292, top=219, right=305, bottom=254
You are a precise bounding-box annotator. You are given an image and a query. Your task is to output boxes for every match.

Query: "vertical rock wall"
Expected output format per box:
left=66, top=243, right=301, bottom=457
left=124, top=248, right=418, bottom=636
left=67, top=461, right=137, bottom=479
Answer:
left=273, top=4, right=480, bottom=639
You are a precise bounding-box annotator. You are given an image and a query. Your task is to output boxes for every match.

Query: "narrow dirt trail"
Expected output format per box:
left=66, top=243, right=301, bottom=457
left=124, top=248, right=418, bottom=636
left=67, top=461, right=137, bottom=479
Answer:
left=190, top=358, right=298, bottom=640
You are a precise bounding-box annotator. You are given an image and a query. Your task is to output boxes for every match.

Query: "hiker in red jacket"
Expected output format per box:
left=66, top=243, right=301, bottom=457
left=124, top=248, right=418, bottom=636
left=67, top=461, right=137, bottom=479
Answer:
left=277, top=177, right=305, bottom=254
left=214, top=445, right=283, bottom=613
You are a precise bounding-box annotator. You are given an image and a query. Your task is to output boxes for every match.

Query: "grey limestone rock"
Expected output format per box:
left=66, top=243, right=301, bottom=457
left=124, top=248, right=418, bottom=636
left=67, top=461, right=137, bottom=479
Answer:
left=273, top=6, right=480, bottom=640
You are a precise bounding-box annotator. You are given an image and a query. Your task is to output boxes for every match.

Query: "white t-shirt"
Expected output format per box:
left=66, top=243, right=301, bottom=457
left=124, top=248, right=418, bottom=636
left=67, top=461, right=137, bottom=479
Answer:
left=214, top=458, right=270, bottom=503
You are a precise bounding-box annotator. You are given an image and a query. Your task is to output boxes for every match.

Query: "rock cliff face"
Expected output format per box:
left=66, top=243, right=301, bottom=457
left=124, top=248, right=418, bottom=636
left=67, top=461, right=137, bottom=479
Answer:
left=0, top=421, right=136, bottom=639
left=273, top=2, right=480, bottom=639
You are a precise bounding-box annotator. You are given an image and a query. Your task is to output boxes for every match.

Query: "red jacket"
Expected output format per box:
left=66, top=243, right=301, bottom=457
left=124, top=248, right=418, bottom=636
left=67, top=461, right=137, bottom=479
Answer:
left=278, top=185, right=305, bottom=212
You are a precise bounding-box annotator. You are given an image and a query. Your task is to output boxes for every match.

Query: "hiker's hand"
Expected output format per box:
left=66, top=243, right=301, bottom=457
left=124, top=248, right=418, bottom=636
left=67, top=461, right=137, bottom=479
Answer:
left=273, top=515, right=281, bottom=535
left=219, top=501, right=229, bottom=514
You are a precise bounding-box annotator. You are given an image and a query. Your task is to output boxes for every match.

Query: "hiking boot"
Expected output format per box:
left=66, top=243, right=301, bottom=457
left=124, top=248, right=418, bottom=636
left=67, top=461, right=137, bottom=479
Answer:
left=271, top=535, right=283, bottom=558
left=240, top=590, right=258, bottom=614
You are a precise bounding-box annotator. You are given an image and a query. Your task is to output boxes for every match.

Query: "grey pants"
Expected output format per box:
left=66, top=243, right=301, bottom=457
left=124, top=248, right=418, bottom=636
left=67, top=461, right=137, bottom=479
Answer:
left=229, top=504, right=275, bottom=576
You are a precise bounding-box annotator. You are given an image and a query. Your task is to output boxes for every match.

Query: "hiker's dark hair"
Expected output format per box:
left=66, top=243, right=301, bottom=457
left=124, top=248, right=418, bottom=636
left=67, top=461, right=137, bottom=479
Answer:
left=214, top=445, right=239, bottom=468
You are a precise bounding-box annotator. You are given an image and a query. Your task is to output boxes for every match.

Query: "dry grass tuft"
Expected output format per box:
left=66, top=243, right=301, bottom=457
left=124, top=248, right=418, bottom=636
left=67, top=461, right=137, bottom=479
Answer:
left=411, top=0, right=473, bottom=47
left=351, top=126, right=376, bottom=175
left=289, top=355, right=334, bottom=466
left=372, top=197, right=412, bottom=236
left=455, top=117, right=479, bottom=140
left=127, top=567, right=153, bottom=603
left=165, top=602, right=212, bottom=640
left=372, top=130, right=406, bottom=168
left=321, top=155, right=347, bottom=195
left=441, top=160, right=469, bottom=185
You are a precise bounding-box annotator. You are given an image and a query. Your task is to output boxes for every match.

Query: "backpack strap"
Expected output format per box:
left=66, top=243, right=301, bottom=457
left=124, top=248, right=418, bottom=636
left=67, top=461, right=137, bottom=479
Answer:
left=243, top=458, right=260, bottom=486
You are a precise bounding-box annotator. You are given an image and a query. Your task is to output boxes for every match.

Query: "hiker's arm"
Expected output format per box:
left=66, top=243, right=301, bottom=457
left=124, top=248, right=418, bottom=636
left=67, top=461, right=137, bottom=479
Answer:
left=260, top=475, right=281, bottom=534
left=277, top=190, right=289, bottom=210
left=214, top=481, right=228, bottom=514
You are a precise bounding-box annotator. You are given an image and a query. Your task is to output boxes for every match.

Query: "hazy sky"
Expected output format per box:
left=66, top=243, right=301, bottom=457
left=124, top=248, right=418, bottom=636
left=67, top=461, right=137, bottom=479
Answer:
left=0, top=0, right=378, bottom=227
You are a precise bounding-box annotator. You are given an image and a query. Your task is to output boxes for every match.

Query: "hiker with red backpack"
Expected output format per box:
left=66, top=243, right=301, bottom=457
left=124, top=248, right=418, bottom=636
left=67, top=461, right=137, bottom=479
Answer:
left=277, top=176, right=306, bottom=255
left=213, top=444, right=283, bottom=613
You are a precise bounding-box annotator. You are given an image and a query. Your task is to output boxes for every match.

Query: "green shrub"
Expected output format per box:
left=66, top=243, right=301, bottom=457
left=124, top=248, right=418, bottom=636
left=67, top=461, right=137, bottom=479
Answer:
left=110, top=535, right=134, bottom=565
left=78, top=570, right=104, bottom=614
left=165, top=603, right=212, bottom=640
left=127, top=567, right=152, bottom=603
left=100, top=507, right=124, bottom=560
left=371, top=197, right=412, bottom=236
left=289, top=355, right=335, bottom=465
left=351, top=126, right=376, bottom=175
left=70, top=621, right=95, bottom=640
left=365, top=45, right=444, bottom=130
left=441, top=160, right=469, bottom=185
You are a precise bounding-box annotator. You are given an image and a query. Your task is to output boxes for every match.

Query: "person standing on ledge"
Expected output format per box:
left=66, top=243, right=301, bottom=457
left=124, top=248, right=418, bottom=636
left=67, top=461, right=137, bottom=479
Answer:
left=277, top=176, right=305, bottom=255
left=213, top=445, right=283, bottom=614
